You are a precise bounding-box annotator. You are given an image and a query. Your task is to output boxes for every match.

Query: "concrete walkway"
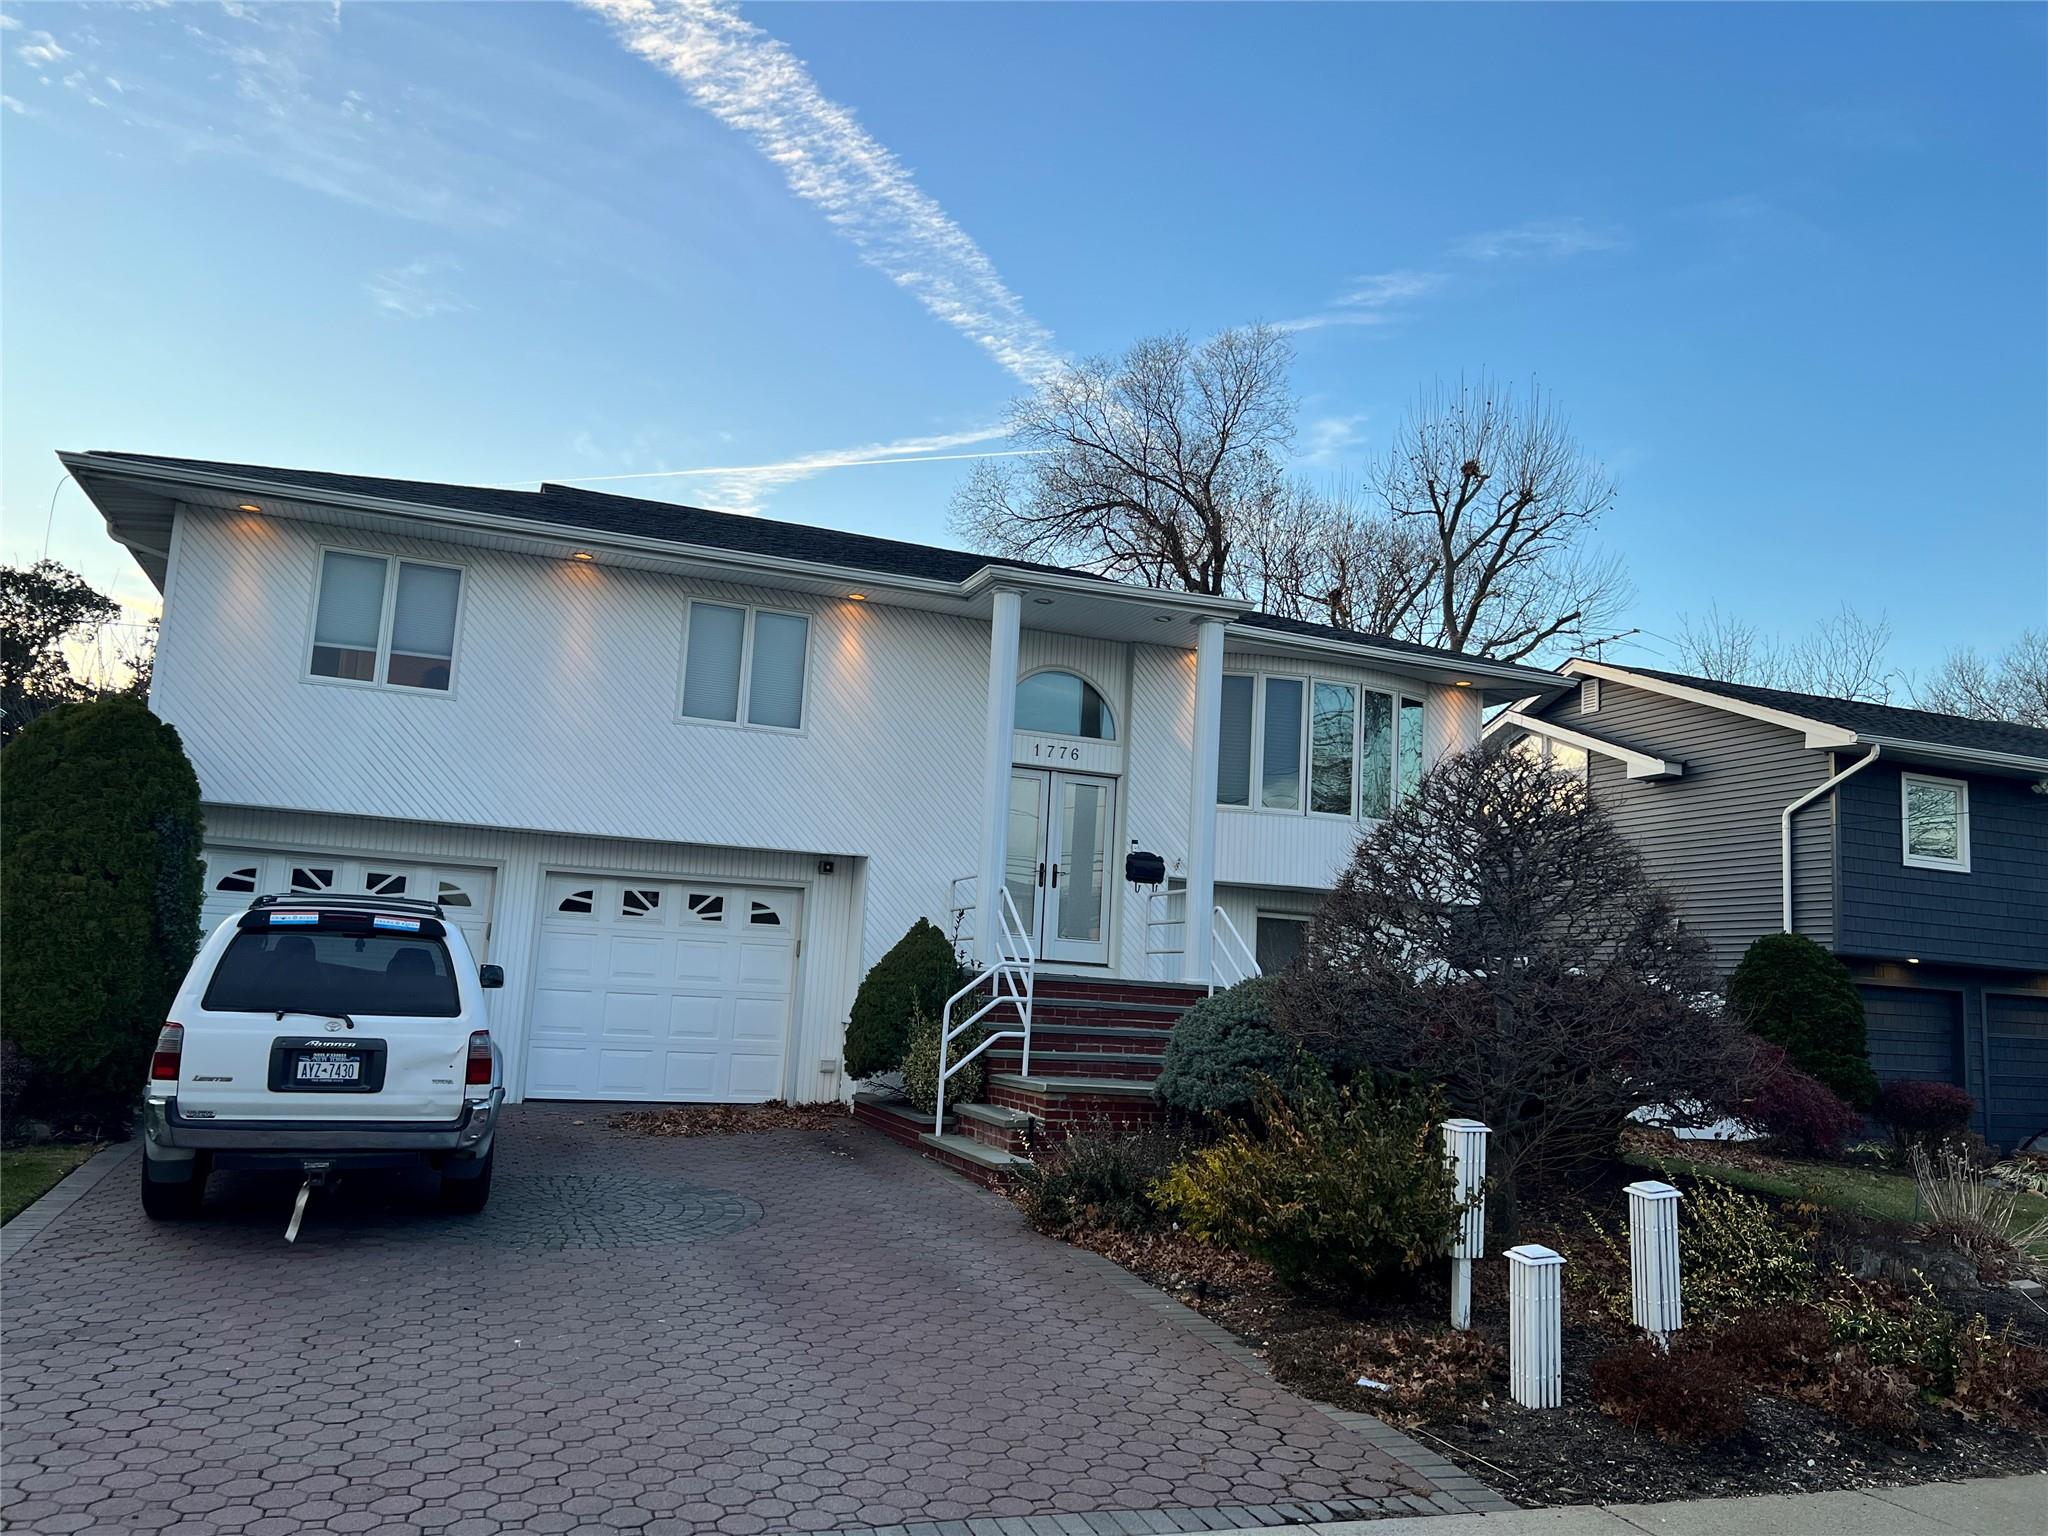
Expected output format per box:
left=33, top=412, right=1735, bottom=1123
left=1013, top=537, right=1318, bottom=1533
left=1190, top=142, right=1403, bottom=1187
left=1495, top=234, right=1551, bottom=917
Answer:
left=1211, top=1473, right=2047, bottom=1536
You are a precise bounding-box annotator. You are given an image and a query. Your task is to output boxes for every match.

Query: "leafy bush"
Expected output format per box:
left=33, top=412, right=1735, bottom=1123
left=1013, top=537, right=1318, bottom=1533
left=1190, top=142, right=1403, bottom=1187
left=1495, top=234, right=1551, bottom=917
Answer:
left=1878, top=1080, right=1976, bottom=1151
left=1950, top=1316, right=2048, bottom=1429
left=1151, top=1072, right=1461, bottom=1296
left=899, top=1004, right=983, bottom=1114
left=1727, top=933, right=1877, bottom=1108
left=1154, top=976, right=1297, bottom=1120
left=1590, top=1337, right=1748, bottom=1443
left=1014, top=1125, right=1192, bottom=1235
left=1704, top=1305, right=1836, bottom=1391
left=1811, top=1350, right=1922, bottom=1439
left=844, top=918, right=967, bottom=1080
left=1822, top=1272, right=1959, bottom=1392
left=0, top=698, right=203, bottom=1137
left=1681, top=1179, right=1817, bottom=1325
left=1743, top=1044, right=1859, bottom=1156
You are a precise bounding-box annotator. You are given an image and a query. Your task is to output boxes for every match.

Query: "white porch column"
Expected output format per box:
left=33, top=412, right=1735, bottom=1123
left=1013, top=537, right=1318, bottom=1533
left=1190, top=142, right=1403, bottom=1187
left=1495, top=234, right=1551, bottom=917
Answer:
left=1425, top=681, right=1484, bottom=765
left=1183, top=617, right=1226, bottom=984
left=975, top=587, right=1025, bottom=967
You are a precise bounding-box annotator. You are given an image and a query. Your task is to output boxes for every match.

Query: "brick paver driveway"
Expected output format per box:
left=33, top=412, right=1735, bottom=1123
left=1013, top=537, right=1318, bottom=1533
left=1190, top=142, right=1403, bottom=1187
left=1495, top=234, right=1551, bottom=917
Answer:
left=2, top=1107, right=1457, bottom=1535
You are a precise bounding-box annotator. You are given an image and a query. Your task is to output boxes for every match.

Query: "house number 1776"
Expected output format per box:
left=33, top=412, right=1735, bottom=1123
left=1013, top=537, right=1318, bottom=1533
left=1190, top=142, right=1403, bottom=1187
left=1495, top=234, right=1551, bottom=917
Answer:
left=1031, top=741, right=1083, bottom=762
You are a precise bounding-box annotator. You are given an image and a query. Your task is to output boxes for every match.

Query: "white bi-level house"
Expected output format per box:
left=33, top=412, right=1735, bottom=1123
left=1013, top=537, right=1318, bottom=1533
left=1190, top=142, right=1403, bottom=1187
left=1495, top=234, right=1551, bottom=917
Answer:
left=67, top=451, right=1562, bottom=1108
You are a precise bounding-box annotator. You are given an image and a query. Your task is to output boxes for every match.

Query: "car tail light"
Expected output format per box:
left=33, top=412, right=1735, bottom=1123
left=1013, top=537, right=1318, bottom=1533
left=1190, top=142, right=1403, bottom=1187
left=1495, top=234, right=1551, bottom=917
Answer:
left=465, top=1031, right=493, bottom=1087
left=150, top=1024, right=184, bottom=1082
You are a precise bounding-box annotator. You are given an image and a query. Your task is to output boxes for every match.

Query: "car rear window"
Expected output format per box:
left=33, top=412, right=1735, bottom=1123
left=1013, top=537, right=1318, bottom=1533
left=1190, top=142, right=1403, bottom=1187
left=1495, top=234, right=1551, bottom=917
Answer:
left=203, top=931, right=462, bottom=1017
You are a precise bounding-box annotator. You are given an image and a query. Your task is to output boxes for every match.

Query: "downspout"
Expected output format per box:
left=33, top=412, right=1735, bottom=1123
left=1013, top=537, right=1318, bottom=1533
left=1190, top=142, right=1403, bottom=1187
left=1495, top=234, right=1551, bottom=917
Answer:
left=1782, top=744, right=1881, bottom=933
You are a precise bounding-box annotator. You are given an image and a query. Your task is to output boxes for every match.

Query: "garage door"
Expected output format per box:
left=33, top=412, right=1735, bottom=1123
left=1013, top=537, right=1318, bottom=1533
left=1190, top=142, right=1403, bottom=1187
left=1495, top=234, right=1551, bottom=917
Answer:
left=201, top=845, right=494, bottom=960
left=1986, top=993, right=2048, bottom=1151
left=1859, top=985, right=1963, bottom=1084
left=525, top=874, right=800, bottom=1102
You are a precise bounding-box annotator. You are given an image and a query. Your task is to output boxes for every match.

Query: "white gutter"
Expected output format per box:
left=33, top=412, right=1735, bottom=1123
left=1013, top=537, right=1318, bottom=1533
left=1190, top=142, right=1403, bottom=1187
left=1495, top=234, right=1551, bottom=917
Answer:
left=1781, top=745, right=1880, bottom=932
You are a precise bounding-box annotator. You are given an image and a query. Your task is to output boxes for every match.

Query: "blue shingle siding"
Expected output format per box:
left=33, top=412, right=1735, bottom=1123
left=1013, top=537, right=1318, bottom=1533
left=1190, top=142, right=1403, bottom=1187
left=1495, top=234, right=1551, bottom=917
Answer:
left=1834, top=764, right=2048, bottom=971
left=1530, top=679, right=1835, bottom=973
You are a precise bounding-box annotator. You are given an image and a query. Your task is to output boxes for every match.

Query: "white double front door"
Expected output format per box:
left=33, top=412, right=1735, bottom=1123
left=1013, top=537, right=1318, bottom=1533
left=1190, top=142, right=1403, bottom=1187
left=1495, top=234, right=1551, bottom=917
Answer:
left=1003, top=769, right=1115, bottom=966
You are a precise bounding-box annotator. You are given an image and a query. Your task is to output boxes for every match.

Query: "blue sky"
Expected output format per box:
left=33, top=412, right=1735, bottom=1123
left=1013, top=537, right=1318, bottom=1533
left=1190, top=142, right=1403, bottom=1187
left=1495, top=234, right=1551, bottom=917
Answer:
left=4, top=1, right=2043, bottom=681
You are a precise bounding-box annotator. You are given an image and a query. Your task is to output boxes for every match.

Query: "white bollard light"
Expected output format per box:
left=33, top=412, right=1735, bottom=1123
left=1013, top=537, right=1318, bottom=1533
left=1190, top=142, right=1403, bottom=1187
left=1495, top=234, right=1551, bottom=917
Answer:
left=1625, top=1180, right=1684, bottom=1347
left=1442, top=1119, right=1489, bottom=1331
left=1506, top=1244, right=1565, bottom=1409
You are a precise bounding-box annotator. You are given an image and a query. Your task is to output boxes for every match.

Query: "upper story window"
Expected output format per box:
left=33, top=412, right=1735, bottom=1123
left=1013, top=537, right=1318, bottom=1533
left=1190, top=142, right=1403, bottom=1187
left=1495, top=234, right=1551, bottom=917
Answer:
left=1015, top=670, right=1115, bottom=739
left=1218, top=671, right=1425, bottom=820
left=679, top=601, right=810, bottom=731
left=1901, top=773, right=1970, bottom=873
left=1513, top=732, right=1590, bottom=786
left=309, top=549, right=463, bottom=692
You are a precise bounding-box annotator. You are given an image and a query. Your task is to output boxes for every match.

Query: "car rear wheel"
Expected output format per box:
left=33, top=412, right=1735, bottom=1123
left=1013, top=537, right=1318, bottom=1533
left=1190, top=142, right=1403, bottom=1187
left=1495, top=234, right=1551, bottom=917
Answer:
left=141, top=1159, right=206, bottom=1220
left=439, top=1147, right=493, bottom=1214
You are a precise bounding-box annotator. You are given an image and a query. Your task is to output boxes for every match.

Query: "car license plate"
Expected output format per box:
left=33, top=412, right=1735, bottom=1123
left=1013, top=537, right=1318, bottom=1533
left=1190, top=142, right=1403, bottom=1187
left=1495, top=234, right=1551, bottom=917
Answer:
left=294, top=1053, right=361, bottom=1084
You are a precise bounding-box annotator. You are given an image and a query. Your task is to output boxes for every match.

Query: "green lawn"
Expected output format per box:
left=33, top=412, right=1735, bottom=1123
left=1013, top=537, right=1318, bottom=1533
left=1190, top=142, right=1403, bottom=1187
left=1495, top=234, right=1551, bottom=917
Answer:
left=1629, top=1147, right=2048, bottom=1256
left=1, top=1144, right=101, bottom=1224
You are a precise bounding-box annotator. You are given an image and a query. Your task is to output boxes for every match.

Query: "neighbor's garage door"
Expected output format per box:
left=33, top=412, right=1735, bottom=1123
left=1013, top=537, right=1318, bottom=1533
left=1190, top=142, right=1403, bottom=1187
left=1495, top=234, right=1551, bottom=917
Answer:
left=1985, top=993, right=2048, bottom=1151
left=201, top=846, right=494, bottom=959
left=524, top=874, right=800, bottom=1102
left=1858, top=985, right=1964, bottom=1086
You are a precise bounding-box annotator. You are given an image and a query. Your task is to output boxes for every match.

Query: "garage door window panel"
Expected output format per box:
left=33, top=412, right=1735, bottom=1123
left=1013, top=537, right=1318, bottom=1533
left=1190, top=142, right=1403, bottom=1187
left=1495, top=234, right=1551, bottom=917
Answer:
left=679, top=601, right=811, bottom=731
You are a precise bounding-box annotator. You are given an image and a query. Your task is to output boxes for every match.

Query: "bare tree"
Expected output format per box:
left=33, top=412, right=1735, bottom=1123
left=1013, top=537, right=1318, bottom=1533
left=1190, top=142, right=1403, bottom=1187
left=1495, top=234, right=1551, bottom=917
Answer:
left=950, top=326, right=1295, bottom=594
left=1365, top=375, right=1629, bottom=662
left=1917, top=630, right=2048, bottom=729
left=1668, top=602, right=1895, bottom=702
left=956, top=341, right=1626, bottom=664
left=1270, top=741, right=1755, bottom=1229
left=0, top=561, right=121, bottom=741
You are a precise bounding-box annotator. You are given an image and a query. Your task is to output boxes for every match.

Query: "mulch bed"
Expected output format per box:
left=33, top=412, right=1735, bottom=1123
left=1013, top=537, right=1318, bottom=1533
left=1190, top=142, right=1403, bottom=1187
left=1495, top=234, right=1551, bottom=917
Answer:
left=610, top=1101, right=853, bottom=1138
left=1063, top=1221, right=2048, bottom=1507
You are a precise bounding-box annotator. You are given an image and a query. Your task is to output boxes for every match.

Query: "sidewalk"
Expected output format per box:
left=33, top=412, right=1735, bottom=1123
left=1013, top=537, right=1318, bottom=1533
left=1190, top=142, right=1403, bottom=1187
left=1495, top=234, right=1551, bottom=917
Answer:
left=1202, top=1473, right=2046, bottom=1536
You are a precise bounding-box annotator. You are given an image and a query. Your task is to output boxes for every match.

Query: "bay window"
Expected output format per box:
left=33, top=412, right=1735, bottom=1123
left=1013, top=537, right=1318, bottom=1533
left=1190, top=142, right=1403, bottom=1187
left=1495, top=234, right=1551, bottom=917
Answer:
left=308, top=548, right=463, bottom=693
left=1218, top=670, right=1427, bottom=821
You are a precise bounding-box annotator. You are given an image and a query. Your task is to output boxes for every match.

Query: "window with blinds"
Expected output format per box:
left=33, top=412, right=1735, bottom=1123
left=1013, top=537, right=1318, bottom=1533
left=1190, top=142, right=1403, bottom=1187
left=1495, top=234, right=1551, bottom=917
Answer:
left=308, top=549, right=463, bottom=692
left=679, top=601, right=810, bottom=731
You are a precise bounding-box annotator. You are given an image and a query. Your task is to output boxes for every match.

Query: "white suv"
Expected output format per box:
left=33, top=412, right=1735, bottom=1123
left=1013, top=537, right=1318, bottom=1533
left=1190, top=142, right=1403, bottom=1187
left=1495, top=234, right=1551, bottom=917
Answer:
left=141, top=893, right=505, bottom=1220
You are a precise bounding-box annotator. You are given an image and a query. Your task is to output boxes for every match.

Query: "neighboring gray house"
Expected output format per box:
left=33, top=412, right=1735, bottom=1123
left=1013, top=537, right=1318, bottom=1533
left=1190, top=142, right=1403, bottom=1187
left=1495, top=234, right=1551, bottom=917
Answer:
left=1492, top=661, right=2048, bottom=1150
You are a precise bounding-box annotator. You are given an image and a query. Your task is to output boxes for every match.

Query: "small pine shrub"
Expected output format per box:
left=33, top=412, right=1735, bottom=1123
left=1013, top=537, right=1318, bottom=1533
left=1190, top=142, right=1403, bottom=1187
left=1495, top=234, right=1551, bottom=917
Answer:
left=1590, top=1336, right=1749, bottom=1443
left=1727, top=932, right=1878, bottom=1107
left=1680, top=1179, right=1817, bottom=1325
left=0, top=698, right=204, bottom=1137
left=1151, top=1072, right=1461, bottom=1296
left=1154, top=976, right=1297, bottom=1121
left=898, top=1005, right=983, bottom=1114
left=1014, top=1125, right=1192, bottom=1235
left=1744, top=1044, right=1859, bottom=1156
left=1877, top=1080, right=1976, bottom=1151
left=843, top=918, right=967, bottom=1080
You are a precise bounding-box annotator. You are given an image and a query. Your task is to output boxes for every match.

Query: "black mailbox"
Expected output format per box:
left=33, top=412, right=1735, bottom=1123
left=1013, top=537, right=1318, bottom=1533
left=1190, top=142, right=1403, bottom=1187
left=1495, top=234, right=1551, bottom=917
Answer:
left=1124, top=850, right=1166, bottom=886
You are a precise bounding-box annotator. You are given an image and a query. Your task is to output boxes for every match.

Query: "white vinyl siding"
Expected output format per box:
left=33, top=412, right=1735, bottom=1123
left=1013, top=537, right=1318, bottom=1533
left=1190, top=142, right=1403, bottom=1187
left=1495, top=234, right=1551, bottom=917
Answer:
left=1902, top=773, right=1970, bottom=872
left=680, top=600, right=810, bottom=731
left=307, top=548, right=463, bottom=693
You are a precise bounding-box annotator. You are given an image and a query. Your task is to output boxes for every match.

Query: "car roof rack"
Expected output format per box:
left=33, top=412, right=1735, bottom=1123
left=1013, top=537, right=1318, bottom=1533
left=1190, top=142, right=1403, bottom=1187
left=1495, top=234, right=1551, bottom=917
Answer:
left=248, top=892, right=447, bottom=918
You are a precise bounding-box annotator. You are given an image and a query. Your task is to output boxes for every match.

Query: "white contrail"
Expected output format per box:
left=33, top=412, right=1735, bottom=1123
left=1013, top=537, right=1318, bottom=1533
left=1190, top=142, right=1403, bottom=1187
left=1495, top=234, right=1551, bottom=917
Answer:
left=581, top=0, right=1062, bottom=385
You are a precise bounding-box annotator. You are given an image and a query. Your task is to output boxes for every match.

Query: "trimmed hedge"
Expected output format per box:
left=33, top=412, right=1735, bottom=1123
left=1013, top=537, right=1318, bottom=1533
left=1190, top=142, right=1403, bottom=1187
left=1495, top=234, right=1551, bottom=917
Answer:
left=0, top=699, right=203, bottom=1137
left=843, top=918, right=967, bottom=1080
left=1728, top=932, right=1878, bottom=1108
left=1154, top=976, right=1295, bottom=1120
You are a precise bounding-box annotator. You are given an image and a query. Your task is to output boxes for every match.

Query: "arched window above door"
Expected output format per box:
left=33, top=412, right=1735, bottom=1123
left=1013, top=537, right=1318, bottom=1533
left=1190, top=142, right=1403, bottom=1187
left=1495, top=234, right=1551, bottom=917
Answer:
left=1015, top=670, right=1115, bottom=740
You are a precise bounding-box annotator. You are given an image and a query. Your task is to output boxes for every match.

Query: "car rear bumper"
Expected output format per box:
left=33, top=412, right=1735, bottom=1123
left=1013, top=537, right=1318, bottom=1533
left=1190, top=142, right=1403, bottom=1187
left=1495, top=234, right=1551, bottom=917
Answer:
left=144, top=1089, right=503, bottom=1155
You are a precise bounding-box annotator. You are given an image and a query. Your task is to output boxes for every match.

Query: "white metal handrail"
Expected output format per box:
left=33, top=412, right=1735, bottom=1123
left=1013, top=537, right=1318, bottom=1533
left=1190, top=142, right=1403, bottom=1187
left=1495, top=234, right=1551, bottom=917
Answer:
left=934, top=883, right=1035, bottom=1134
left=1144, top=886, right=1186, bottom=963
left=1210, top=906, right=1260, bottom=994
left=947, top=873, right=977, bottom=954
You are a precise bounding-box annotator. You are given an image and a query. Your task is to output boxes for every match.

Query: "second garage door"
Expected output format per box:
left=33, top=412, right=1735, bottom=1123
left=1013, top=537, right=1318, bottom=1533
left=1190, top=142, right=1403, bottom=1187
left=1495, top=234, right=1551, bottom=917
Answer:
left=525, top=873, right=800, bottom=1102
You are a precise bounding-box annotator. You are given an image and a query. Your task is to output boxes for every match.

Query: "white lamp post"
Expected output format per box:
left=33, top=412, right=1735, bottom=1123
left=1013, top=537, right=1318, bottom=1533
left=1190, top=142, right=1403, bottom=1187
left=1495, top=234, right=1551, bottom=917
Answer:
left=1442, top=1119, right=1489, bottom=1331
left=1625, top=1180, right=1684, bottom=1347
left=1506, top=1244, right=1565, bottom=1409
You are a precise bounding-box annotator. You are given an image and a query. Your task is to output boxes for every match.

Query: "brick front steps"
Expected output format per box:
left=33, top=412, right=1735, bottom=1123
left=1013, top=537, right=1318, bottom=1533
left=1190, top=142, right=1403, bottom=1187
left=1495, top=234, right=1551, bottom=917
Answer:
left=853, top=973, right=1201, bottom=1185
